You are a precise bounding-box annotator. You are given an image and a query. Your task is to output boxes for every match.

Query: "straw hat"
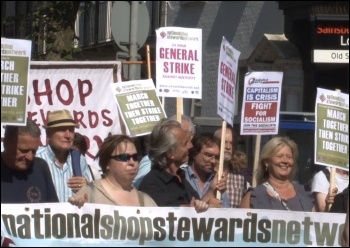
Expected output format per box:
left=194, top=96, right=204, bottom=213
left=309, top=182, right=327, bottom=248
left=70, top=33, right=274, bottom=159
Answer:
left=43, top=109, right=79, bottom=129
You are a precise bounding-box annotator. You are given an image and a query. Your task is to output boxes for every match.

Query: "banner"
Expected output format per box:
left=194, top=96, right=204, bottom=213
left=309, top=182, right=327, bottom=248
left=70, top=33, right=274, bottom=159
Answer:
left=314, top=88, right=349, bottom=170
left=156, top=27, right=202, bottom=99
left=1, top=37, right=32, bottom=125
left=240, top=71, right=283, bottom=135
left=1, top=61, right=123, bottom=172
left=1, top=203, right=345, bottom=247
left=110, top=79, right=167, bottom=136
left=217, top=36, right=241, bottom=126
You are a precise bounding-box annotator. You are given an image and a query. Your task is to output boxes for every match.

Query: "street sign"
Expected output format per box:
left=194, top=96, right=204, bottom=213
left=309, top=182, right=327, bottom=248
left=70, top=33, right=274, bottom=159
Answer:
left=111, top=1, right=150, bottom=52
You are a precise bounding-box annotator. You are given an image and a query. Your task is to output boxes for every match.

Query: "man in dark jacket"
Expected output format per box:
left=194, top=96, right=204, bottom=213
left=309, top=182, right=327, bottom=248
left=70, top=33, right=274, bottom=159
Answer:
left=1, top=119, right=59, bottom=203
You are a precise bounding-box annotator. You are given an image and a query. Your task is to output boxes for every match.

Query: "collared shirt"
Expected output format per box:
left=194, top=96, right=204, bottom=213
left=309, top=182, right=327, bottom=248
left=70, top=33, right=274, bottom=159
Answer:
left=133, top=155, right=189, bottom=189
left=138, top=167, right=199, bottom=206
left=36, top=145, right=92, bottom=202
left=226, top=167, right=246, bottom=208
left=183, top=165, right=230, bottom=208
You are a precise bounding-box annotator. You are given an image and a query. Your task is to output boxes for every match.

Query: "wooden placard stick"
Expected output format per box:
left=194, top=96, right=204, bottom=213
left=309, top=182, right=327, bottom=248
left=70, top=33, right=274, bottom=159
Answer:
left=176, top=98, right=183, bottom=122
left=252, top=135, right=261, bottom=188
left=146, top=45, right=151, bottom=79
left=216, top=121, right=227, bottom=199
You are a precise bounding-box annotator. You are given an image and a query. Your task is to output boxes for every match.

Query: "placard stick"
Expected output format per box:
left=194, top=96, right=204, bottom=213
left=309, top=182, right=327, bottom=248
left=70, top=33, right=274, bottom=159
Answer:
left=161, top=96, right=165, bottom=108
left=122, top=45, right=164, bottom=108
left=216, top=121, right=226, bottom=199
left=112, top=62, right=126, bottom=134
left=146, top=45, right=151, bottom=79
left=252, top=134, right=261, bottom=188
left=327, top=167, right=337, bottom=211
left=121, top=60, right=154, bottom=65
left=176, top=98, right=183, bottom=122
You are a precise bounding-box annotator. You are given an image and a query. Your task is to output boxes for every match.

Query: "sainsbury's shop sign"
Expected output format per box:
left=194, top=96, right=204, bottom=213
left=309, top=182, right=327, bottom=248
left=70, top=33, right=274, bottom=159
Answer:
left=312, top=17, right=349, bottom=63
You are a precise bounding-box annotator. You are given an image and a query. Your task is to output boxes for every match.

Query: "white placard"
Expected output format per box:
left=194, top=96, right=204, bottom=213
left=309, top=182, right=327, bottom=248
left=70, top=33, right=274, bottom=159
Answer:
left=156, top=27, right=202, bottom=99
left=217, top=36, right=241, bottom=126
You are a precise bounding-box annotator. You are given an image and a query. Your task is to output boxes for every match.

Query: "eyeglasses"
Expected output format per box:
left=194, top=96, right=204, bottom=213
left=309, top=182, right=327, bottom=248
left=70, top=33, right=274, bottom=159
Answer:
left=110, top=153, right=139, bottom=162
left=200, top=152, right=220, bottom=163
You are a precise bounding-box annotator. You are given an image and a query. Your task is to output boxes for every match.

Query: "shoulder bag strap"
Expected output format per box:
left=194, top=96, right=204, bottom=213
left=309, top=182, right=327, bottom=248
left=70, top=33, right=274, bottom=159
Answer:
left=71, top=149, right=82, bottom=177
left=138, top=191, right=145, bottom=207
left=88, top=165, right=95, bottom=181
left=88, top=182, right=95, bottom=203
left=263, top=182, right=290, bottom=211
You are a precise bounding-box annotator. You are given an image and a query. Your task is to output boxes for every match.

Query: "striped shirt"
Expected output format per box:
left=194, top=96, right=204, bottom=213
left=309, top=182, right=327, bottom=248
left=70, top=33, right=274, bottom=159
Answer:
left=36, top=145, right=92, bottom=202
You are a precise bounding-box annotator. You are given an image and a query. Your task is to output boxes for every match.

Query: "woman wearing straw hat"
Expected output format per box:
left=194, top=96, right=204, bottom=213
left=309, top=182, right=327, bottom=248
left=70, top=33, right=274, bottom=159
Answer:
left=36, top=109, right=93, bottom=202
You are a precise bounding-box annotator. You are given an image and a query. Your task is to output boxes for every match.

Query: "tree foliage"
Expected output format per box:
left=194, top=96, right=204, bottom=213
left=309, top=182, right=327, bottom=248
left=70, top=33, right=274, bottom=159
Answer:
left=32, top=1, right=84, bottom=61
left=3, top=1, right=90, bottom=61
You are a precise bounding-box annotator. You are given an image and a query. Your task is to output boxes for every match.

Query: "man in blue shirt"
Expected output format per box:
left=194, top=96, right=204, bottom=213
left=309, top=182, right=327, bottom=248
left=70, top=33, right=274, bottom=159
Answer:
left=183, top=132, right=229, bottom=208
left=36, top=109, right=92, bottom=202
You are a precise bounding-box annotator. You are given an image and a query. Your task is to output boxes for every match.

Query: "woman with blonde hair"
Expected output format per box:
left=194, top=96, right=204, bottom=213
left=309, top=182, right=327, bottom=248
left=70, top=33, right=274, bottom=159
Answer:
left=240, top=136, right=314, bottom=211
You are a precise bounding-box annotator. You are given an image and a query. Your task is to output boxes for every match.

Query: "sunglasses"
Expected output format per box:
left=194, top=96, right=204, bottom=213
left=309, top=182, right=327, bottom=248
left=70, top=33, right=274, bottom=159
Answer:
left=110, top=153, right=139, bottom=162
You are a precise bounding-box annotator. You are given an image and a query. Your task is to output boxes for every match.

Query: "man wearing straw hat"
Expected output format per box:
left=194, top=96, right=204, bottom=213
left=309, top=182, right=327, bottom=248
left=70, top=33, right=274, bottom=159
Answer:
left=36, top=109, right=93, bottom=202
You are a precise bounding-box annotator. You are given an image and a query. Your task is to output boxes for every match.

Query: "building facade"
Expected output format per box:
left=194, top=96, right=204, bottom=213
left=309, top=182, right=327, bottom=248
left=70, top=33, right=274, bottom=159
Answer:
left=1, top=1, right=348, bottom=119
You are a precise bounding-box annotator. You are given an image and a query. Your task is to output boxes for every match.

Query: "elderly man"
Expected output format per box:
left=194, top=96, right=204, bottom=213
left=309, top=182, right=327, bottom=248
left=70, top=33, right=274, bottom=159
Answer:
left=1, top=119, right=58, bottom=203
left=214, top=126, right=249, bottom=208
left=138, top=118, right=209, bottom=212
left=36, top=109, right=92, bottom=202
left=133, top=114, right=195, bottom=188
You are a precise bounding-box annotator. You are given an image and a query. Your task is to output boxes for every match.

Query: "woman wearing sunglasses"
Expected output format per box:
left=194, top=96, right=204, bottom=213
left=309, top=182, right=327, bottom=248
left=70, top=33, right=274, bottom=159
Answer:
left=73, top=135, right=157, bottom=206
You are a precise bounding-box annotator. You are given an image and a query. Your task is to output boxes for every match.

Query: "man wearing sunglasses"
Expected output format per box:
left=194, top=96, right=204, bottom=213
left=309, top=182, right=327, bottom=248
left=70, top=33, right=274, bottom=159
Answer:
left=184, top=132, right=229, bottom=208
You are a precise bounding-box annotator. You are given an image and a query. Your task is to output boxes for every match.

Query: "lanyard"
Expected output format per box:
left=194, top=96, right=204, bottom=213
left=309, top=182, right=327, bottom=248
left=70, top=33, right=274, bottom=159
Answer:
left=263, top=182, right=291, bottom=211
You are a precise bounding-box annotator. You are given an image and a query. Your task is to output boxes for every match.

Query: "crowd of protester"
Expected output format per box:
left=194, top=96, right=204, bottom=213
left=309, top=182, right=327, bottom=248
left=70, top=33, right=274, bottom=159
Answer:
left=1, top=109, right=348, bottom=244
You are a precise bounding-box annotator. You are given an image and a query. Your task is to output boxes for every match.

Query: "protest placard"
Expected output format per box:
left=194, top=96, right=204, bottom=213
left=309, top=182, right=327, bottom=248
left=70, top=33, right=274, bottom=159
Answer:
left=1, top=38, right=32, bottom=125
left=240, top=71, right=283, bottom=135
left=217, top=36, right=241, bottom=127
left=156, top=27, right=202, bottom=99
left=315, top=88, right=349, bottom=170
left=110, top=79, right=166, bottom=136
